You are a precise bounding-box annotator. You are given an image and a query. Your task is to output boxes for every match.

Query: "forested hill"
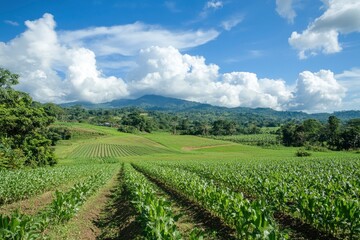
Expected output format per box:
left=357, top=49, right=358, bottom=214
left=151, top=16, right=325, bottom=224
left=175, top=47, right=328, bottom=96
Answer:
left=61, top=94, right=360, bottom=122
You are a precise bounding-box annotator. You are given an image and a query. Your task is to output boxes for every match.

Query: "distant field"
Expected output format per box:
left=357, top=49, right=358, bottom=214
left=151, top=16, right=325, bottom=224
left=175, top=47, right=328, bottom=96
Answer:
left=1, top=122, right=359, bottom=240
left=68, top=143, right=173, bottom=158
left=210, top=133, right=280, bottom=146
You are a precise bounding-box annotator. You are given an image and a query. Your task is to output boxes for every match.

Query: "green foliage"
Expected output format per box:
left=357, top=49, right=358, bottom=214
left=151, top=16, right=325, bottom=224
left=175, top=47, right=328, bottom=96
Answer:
left=118, top=111, right=155, bottom=133
left=156, top=157, right=360, bottom=239
left=124, top=164, right=182, bottom=239
left=68, top=143, right=172, bottom=159
left=210, top=133, right=279, bottom=146
left=0, top=164, right=111, bottom=205
left=0, top=68, right=57, bottom=169
left=0, top=167, right=115, bottom=238
left=295, top=149, right=312, bottom=157
left=279, top=116, right=360, bottom=151
left=134, top=163, right=284, bottom=239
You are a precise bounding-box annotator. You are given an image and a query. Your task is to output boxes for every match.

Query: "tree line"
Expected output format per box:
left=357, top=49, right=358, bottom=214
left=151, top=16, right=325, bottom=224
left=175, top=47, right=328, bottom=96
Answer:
left=278, top=116, right=360, bottom=150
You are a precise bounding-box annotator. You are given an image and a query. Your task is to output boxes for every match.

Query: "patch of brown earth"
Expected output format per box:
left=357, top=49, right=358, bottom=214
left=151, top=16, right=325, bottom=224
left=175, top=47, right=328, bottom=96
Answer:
left=96, top=169, right=143, bottom=240
left=0, top=191, right=54, bottom=215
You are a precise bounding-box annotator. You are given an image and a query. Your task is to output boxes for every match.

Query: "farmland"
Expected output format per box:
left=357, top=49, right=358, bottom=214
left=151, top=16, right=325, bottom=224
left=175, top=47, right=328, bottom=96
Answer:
left=1, top=122, right=359, bottom=239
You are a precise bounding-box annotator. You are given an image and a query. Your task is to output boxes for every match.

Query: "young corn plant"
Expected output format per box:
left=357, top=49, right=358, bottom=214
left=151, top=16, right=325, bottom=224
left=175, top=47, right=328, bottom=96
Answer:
left=0, top=168, right=116, bottom=239
left=134, top=163, right=285, bottom=240
left=123, top=164, right=182, bottom=240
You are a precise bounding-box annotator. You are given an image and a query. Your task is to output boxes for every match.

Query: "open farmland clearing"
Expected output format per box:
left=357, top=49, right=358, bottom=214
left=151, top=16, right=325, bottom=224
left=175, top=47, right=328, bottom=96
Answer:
left=1, top=123, right=359, bottom=239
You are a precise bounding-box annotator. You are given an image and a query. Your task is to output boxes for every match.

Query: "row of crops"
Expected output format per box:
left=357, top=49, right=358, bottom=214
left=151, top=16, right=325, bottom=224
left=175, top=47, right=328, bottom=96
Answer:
left=0, top=164, right=113, bottom=205
left=138, top=157, right=360, bottom=239
left=0, top=165, right=117, bottom=239
left=68, top=143, right=172, bottom=158
left=1, top=138, right=358, bottom=239
left=210, top=134, right=279, bottom=146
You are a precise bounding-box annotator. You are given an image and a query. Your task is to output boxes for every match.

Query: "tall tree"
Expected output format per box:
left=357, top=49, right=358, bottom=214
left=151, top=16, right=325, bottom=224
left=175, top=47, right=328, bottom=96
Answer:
left=0, top=68, right=56, bottom=168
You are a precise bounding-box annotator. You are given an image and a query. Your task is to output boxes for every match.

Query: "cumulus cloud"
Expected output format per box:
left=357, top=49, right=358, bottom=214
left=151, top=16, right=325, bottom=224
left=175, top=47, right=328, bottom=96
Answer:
left=0, top=13, right=128, bottom=103
left=336, top=68, right=360, bottom=110
left=59, top=22, right=219, bottom=56
left=0, top=13, right=349, bottom=112
left=276, top=0, right=297, bottom=23
left=126, top=46, right=293, bottom=110
left=289, top=70, right=346, bottom=112
left=289, top=0, right=360, bottom=59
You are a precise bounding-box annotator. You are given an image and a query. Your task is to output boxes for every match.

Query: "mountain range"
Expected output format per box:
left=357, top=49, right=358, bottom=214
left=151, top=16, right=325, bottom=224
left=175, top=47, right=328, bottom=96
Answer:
left=61, top=95, right=360, bottom=122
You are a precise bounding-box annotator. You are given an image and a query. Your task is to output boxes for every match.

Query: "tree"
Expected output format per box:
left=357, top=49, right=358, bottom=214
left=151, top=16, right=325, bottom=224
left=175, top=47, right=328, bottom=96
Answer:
left=327, top=116, right=341, bottom=149
left=0, top=68, right=56, bottom=169
left=119, top=111, right=155, bottom=133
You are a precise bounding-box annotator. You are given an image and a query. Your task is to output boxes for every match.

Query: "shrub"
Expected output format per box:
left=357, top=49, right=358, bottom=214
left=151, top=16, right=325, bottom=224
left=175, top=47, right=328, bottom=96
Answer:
left=295, top=148, right=312, bottom=157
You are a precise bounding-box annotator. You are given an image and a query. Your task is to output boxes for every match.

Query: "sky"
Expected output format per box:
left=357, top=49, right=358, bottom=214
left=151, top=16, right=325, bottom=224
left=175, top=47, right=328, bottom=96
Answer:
left=0, top=0, right=359, bottom=113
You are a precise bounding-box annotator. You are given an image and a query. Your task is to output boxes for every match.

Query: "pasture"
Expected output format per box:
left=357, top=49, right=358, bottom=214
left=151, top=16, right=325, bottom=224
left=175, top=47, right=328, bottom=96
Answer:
left=1, top=122, right=359, bottom=239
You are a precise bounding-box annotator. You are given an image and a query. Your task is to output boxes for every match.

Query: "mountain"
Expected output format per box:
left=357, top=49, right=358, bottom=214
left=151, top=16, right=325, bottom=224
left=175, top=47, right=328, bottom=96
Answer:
left=60, top=95, right=360, bottom=122
left=61, top=95, right=210, bottom=111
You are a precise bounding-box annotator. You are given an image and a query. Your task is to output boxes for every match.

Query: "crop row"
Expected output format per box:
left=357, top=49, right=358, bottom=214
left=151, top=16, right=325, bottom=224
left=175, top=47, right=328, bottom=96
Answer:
left=154, top=158, right=360, bottom=239
left=69, top=143, right=171, bottom=158
left=210, top=134, right=279, bottom=146
left=0, top=164, right=110, bottom=205
left=123, top=163, right=182, bottom=239
left=133, top=162, right=285, bottom=239
left=0, top=166, right=116, bottom=239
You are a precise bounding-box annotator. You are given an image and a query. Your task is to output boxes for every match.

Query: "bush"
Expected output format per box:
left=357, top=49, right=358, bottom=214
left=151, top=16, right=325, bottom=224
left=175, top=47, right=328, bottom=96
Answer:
left=295, top=148, right=312, bottom=157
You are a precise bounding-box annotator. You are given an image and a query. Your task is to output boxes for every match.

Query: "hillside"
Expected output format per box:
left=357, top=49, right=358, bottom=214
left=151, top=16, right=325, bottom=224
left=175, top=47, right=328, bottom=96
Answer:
left=60, top=94, right=360, bottom=122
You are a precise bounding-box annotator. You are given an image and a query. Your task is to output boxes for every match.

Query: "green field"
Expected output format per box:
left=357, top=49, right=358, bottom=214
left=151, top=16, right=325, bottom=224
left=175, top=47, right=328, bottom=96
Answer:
left=1, top=123, right=359, bottom=239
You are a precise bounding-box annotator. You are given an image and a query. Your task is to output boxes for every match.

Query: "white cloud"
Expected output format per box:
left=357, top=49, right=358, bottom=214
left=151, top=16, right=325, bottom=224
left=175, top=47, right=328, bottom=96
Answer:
left=289, top=70, right=346, bottom=112
left=4, top=20, right=19, bottom=26
left=206, top=0, right=223, bottom=9
left=276, top=0, right=297, bottom=23
left=199, top=0, right=223, bottom=19
left=221, top=15, right=243, bottom=31
left=289, top=0, right=360, bottom=59
left=336, top=68, right=360, bottom=110
left=0, top=13, right=350, bottom=112
left=127, top=46, right=293, bottom=110
left=59, top=22, right=219, bottom=56
left=0, top=13, right=128, bottom=103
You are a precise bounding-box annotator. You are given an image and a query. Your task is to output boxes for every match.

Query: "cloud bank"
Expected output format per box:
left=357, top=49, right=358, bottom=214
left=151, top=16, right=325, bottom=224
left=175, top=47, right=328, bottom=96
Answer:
left=0, top=13, right=128, bottom=103
left=289, top=0, right=360, bottom=59
left=0, top=13, right=350, bottom=112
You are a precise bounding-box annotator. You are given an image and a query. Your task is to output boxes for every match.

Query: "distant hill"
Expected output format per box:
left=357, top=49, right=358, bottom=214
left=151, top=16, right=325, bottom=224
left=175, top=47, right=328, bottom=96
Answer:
left=60, top=94, right=360, bottom=122
left=61, top=95, right=210, bottom=111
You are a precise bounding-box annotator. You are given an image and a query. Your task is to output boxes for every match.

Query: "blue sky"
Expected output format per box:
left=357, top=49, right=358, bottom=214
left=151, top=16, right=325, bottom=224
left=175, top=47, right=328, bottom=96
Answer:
left=0, top=0, right=359, bottom=112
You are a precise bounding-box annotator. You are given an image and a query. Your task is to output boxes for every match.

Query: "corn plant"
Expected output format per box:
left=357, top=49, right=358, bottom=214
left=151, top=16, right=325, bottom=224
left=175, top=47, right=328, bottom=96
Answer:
left=123, top=164, right=182, bottom=239
left=0, top=164, right=110, bottom=205
left=133, top=163, right=285, bottom=240
left=0, top=167, right=116, bottom=238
